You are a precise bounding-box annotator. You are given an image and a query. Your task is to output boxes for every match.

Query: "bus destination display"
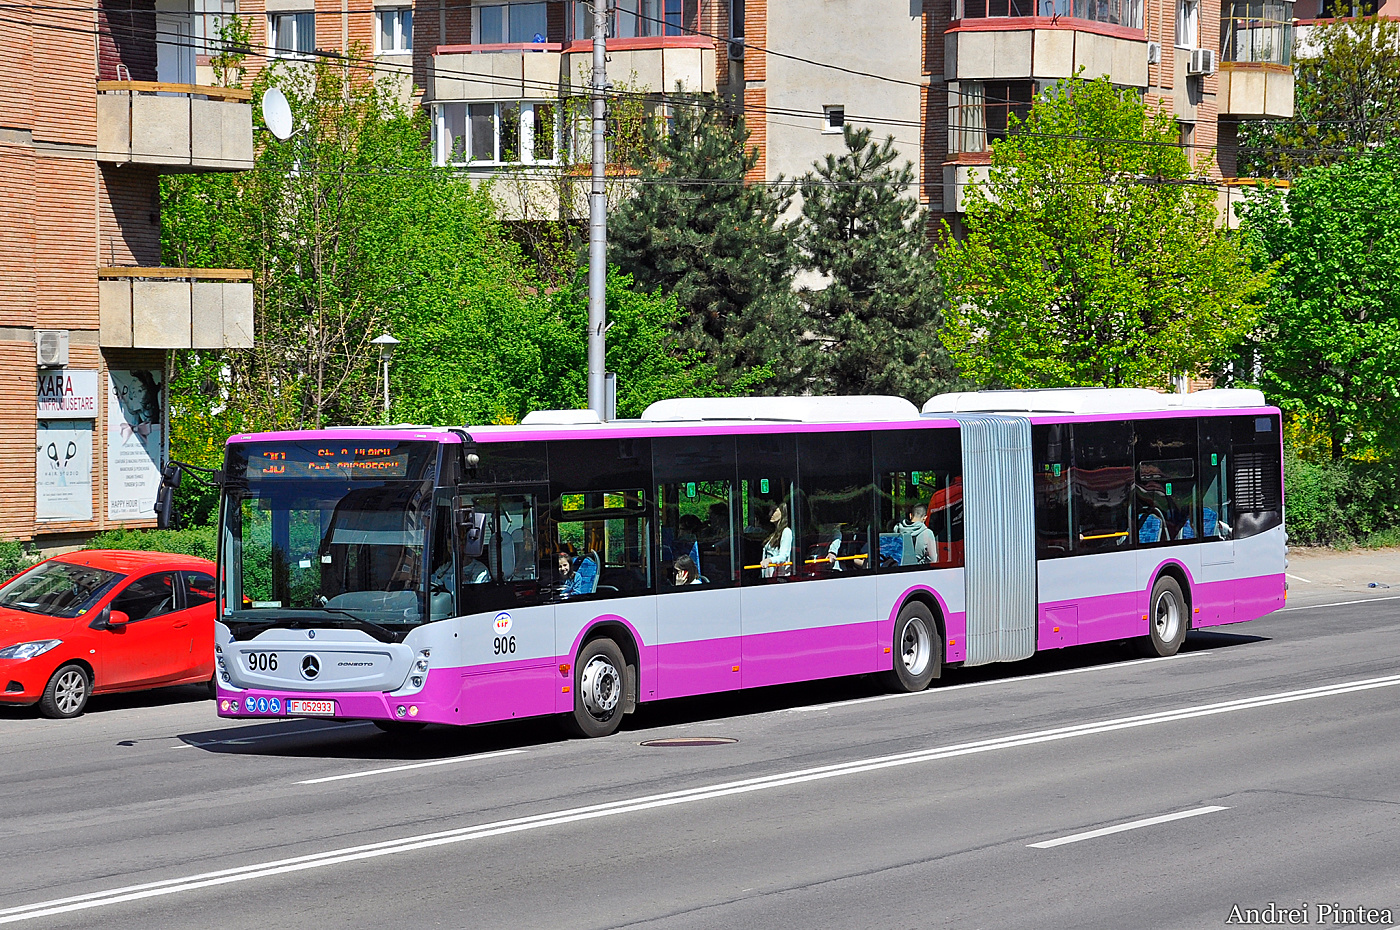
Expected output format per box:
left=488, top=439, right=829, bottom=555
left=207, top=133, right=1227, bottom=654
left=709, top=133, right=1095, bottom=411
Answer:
left=251, top=445, right=412, bottom=479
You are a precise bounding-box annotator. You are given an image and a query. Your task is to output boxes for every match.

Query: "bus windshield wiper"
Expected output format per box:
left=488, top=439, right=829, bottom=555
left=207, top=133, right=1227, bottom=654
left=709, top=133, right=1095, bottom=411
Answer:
left=305, top=608, right=402, bottom=642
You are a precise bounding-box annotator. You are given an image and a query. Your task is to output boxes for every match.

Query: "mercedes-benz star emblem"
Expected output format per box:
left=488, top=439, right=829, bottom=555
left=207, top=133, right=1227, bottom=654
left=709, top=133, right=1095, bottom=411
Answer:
left=300, top=655, right=321, bottom=680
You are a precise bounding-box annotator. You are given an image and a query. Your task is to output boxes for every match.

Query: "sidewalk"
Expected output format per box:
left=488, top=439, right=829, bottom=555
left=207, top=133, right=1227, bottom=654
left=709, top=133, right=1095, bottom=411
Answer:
left=1284, top=546, right=1400, bottom=609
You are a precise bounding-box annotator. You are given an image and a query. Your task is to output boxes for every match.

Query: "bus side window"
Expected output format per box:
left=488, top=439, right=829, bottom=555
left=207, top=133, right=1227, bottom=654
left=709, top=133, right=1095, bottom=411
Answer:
left=1071, top=421, right=1133, bottom=555
left=1199, top=418, right=1233, bottom=539
left=1230, top=414, right=1283, bottom=539
left=653, top=436, right=738, bottom=589
left=796, top=432, right=875, bottom=579
left=1134, top=417, right=1199, bottom=546
left=737, top=434, right=798, bottom=583
left=551, top=489, right=651, bottom=599
left=1032, top=424, right=1072, bottom=558
left=873, top=427, right=963, bottom=571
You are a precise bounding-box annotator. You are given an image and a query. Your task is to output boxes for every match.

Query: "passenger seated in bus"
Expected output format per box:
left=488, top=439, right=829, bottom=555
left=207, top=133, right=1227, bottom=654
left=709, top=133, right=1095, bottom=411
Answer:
left=558, top=550, right=598, bottom=597
left=672, top=555, right=703, bottom=586
left=760, top=503, right=793, bottom=578
left=895, top=504, right=935, bottom=565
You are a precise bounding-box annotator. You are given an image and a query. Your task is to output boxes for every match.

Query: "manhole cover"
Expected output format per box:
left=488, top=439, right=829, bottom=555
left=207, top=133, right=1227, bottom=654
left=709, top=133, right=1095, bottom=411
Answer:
left=639, top=737, right=738, bottom=747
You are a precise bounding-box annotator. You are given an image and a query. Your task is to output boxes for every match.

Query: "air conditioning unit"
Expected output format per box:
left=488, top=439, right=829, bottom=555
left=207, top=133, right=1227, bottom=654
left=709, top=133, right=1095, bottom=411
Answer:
left=728, top=37, right=745, bottom=60
left=1147, top=40, right=1161, bottom=64
left=34, top=330, right=69, bottom=368
left=1187, top=47, right=1217, bottom=75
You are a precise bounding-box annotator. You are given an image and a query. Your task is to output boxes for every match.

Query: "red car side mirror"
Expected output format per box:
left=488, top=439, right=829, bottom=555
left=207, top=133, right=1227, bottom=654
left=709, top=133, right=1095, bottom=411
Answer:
left=107, top=610, right=130, bottom=630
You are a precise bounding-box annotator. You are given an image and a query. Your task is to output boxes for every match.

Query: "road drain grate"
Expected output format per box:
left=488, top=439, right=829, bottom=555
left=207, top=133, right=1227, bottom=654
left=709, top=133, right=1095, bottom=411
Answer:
left=639, top=737, right=738, bottom=747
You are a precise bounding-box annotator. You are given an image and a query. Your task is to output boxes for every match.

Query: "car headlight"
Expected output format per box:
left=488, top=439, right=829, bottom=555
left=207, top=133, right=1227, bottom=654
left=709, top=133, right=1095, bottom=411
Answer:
left=0, top=640, right=63, bottom=660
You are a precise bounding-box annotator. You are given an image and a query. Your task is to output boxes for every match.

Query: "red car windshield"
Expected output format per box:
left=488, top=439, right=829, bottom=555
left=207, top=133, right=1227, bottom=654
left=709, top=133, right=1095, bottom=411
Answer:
left=0, top=561, right=124, bottom=618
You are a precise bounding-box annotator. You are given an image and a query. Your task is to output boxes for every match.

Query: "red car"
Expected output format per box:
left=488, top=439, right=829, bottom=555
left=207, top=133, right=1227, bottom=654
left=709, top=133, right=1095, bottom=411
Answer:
left=0, top=550, right=217, bottom=718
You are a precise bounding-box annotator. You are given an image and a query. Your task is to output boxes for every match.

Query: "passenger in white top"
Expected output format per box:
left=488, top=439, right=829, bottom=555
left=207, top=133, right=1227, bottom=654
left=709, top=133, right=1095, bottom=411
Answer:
left=760, top=503, right=793, bottom=578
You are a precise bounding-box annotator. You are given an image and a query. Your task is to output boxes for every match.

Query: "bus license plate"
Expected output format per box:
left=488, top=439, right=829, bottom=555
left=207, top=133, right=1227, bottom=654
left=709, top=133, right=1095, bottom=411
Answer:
left=288, top=700, right=336, bottom=716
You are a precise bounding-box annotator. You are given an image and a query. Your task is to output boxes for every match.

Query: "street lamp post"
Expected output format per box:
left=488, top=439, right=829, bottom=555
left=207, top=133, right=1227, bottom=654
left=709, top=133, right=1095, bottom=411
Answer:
left=371, top=333, right=400, bottom=424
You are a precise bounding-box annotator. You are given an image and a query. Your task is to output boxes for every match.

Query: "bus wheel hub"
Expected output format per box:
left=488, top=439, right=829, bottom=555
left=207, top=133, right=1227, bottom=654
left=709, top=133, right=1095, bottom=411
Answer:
left=580, top=655, right=620, bottom=718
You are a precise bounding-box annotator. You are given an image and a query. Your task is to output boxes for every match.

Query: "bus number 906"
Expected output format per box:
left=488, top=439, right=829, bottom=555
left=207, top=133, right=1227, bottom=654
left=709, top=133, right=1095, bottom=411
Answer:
left=493, top=636, right=516, bottom=655
left=247, top=652, right=278, bottom=671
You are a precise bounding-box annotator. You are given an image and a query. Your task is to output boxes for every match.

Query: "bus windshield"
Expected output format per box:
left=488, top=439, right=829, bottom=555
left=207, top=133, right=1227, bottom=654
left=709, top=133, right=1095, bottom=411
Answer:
left=220, top=440, right=440, bottom=639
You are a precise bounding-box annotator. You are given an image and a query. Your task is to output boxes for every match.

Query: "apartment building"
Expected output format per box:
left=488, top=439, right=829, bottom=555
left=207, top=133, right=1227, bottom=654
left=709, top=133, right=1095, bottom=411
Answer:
left=0, top=3, right=253, bottom=545
left=222, top=0, right=1289, bottom=222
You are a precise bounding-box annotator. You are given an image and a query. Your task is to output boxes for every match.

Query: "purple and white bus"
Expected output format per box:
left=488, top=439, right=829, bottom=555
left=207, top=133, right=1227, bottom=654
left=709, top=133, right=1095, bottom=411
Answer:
left=211, top=388, right=1285, bottom=737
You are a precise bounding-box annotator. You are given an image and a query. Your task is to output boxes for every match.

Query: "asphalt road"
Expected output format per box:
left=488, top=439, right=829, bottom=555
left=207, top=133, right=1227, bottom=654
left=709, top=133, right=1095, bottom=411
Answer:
left=3, top=592, right=1400, bottom=930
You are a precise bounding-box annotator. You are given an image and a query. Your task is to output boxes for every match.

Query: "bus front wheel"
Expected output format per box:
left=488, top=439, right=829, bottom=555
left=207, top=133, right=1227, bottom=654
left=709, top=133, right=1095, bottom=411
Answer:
left=563, top=637, right=627, bottom=738
left=880, top=602, right=941, bottom=694
left=1142, top=576, right=1188, bottom=658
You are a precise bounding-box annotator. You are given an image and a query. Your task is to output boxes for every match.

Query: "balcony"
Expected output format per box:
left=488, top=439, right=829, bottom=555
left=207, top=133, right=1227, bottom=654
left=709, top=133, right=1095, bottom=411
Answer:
left=427, top=35, right=716, bottom=103
left=98, top=268, right=253, bottom=350
left=1218, top=1, right=1295, bottom=118
left=96, top=82, right=254, bottom=171
left=946, top=0, right=1148, bottom=86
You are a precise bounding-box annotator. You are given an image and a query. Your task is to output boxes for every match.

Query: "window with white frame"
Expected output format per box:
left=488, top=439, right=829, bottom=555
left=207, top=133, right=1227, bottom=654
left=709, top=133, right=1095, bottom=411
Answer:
left=476, top=1, right=549, bottom=44
left=268, top=11, right=315, bottom=58
left=376, top=8, right=412, bottom=53
left=1177, top=0, right=1199, bottom=47
left=437, top=101, right=559, bottom=165
left=823, top=105, right=845, bottom=134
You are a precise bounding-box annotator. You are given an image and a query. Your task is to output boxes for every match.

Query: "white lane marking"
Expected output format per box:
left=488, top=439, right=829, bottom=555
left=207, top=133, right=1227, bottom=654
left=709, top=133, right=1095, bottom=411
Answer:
left=1027, top=805, right=1229, bottom=849
left=1285, top=572, right=1313, bottom=583
left=789, top=653, right=1197, bottom=713
left=5, top=672, right=1400, bottom=924
left=296, top=749, right=526, bottom=785
left=1282, top=594, right=1400, bottom=612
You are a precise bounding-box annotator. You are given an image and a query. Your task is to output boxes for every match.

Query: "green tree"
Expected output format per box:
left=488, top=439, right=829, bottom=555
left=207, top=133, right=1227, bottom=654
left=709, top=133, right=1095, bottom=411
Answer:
left=608, top=92, right=800, bottom=390
left=163, top=57, right=469, bottom=434
left=1233, top=148, right=1400, bottom=459
left=1239, top=12, right=1400, bottom=176
left=391, top=267, right=726, bottom=424
left=938, top=76, right=1269, bottom=389
left=164, top=61, right=726, bottom=455
left=796, top=127, right=960, bottom=400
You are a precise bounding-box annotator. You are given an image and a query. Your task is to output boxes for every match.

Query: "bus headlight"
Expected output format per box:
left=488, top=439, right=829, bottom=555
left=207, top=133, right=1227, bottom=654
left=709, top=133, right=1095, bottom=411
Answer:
left=414, top=658, right=429, bottom=672
left=411, top=676, right=424, bottom=688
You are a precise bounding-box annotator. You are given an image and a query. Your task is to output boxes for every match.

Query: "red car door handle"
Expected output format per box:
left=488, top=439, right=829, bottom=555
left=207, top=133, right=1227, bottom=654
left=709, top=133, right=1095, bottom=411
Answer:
left=173, top=621, right=189, bottom=629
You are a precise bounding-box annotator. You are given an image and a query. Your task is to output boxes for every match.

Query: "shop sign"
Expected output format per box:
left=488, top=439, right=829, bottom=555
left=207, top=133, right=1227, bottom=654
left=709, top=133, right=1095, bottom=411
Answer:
left=36, top=369, right=99, bottom=419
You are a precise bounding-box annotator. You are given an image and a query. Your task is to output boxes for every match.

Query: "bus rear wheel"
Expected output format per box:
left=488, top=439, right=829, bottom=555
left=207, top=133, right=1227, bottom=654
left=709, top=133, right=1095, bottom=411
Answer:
left=563, top=637, right=627, bottom=738
left=1141, top=575, right=1188, bottom=657
left=880, top=602, right=941, bottom=694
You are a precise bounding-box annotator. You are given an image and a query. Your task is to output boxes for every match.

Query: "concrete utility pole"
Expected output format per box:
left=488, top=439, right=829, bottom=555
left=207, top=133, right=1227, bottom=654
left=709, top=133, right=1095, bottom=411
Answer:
left=586, top=0, right=608, bottom=420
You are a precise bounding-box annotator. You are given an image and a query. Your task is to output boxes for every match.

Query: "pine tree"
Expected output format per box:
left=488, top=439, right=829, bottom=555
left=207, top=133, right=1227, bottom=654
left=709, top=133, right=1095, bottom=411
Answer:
left=795, top=127, right=960, bottom=400
left=608, top=93, right=802, bottom=390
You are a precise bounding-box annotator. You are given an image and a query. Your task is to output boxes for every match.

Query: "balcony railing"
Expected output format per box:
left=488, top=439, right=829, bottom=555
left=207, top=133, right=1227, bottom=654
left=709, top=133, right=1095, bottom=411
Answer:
left=96, top=81, right=254, bottom=171
left=98, top=267, right=253, bottom=349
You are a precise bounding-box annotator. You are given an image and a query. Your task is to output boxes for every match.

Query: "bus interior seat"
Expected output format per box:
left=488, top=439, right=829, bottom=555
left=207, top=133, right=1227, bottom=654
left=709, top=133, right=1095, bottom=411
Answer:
left=430, top=591, right=454, bottom=620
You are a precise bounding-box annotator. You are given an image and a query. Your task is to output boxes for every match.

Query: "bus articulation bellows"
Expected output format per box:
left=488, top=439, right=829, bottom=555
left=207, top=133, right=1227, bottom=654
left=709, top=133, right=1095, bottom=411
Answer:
left=210, top=389, right=1286, bottom=737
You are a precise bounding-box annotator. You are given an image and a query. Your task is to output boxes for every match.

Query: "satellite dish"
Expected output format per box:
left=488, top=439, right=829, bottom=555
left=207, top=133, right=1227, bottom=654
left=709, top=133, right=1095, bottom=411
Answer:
left=261, top=87, right=293, bottom=140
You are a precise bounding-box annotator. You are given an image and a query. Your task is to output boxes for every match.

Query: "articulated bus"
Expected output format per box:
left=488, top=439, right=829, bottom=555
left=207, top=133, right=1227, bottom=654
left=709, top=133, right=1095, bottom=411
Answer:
left=211, top=388, right=1286, bottom=736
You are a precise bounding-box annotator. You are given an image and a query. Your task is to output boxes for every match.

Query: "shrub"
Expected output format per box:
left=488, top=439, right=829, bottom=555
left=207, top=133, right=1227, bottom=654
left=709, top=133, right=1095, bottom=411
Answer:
left=1284, top=453, right=1400, bottom=547
left=84, top=526, right=218, bottom=561
left=0, top=541, right=40, bottom=581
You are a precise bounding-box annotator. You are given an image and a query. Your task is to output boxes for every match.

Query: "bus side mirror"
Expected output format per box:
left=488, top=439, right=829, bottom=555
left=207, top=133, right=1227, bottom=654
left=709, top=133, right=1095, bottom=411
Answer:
left=154, top=463, right=183, bottom=529
left=459, top=509, right=488, bottom=558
